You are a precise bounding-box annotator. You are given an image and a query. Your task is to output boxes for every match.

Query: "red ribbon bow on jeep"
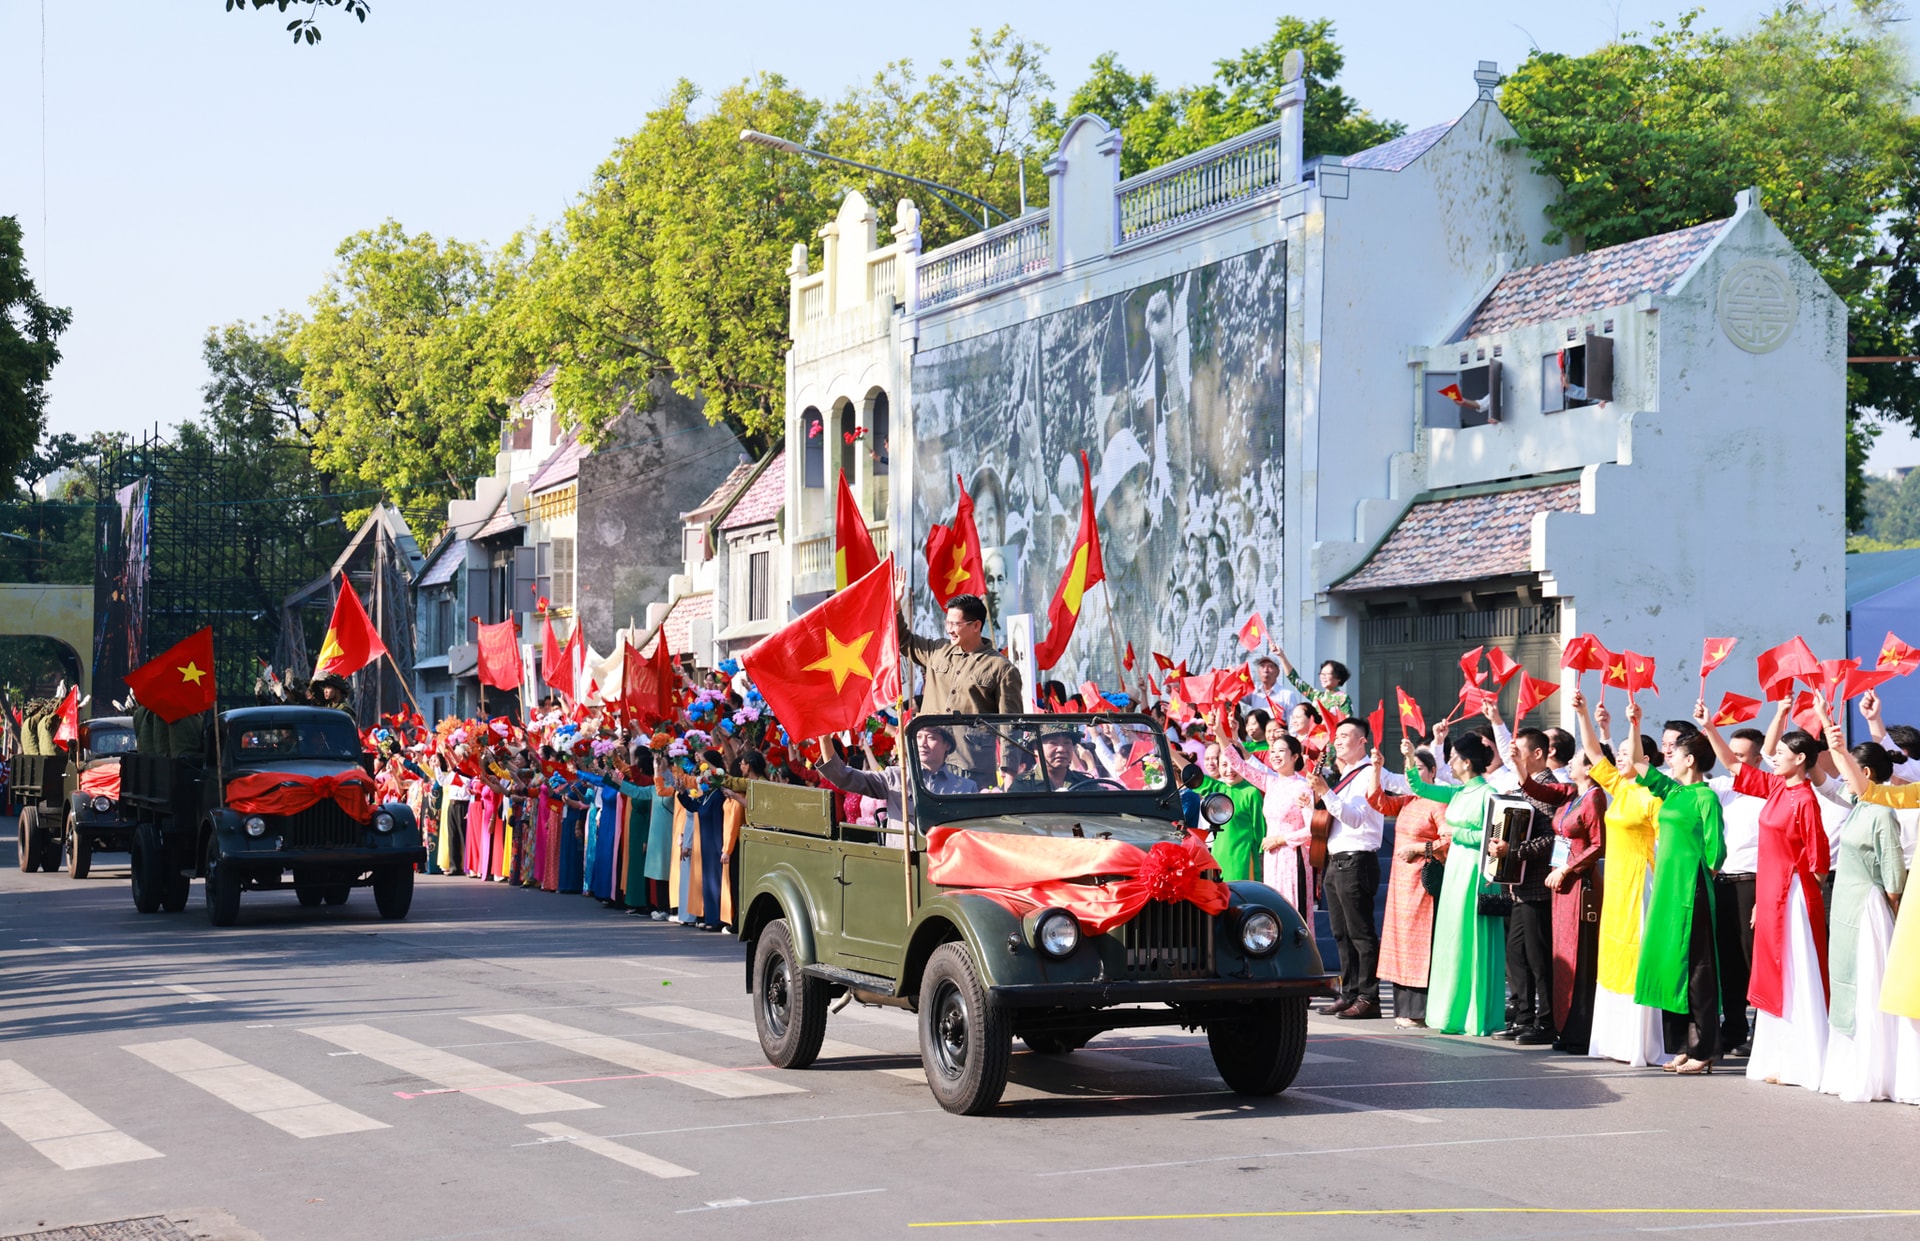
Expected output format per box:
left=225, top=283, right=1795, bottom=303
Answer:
left=923, top=827, right=1229, bottom=935
left=226, top=770, right=377, bottom=823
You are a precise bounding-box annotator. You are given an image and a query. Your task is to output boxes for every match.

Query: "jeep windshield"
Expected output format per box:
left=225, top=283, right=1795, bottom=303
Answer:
left=910, top=717, right=1172, bottom=798
left=227, top=717, right=364, bottom=762
left=83, top=724, right=135, bottom=758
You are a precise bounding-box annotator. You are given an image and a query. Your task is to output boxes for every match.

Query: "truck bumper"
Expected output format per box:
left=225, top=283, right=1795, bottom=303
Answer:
left=228, top=848, right=427, bottom=870
left=988, top=975, right=1336, bottom=1009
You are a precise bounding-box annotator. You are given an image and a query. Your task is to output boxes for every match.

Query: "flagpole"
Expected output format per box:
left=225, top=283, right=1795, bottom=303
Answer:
left=383, top=651, right=426, bottom=720
left=1098, top=584, right=1129, bottom=702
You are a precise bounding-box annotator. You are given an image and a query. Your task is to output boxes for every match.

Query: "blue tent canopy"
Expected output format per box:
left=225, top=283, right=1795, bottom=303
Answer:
left=1846, top=550, right=1920, bottom=742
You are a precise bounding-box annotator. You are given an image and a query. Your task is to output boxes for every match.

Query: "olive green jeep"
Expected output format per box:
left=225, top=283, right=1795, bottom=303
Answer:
left=736, top=713, right=1332, bottom=1115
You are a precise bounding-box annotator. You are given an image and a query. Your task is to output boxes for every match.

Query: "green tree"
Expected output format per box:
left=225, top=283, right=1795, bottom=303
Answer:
left=1499, top=3, right=1920, bottom=530
left=1052, top=17, right=1404, bottom=178
left=226, top=0, right=369, bottom=45
left=0, top=217, right=71, bottom=492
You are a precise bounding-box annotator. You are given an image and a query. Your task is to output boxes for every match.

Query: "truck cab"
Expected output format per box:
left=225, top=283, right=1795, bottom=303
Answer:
left=63, top=715, right=137, bottom=878
left=121, top=706, right=426, bottom=925
left=737, top=713, right=1332, bottom=1114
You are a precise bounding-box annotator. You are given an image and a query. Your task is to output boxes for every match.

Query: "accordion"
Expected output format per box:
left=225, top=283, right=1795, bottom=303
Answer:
left=1480, top=793, right=1547, bottom=886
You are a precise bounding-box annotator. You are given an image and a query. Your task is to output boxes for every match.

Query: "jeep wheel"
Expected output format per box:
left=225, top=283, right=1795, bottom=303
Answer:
left=372, top=866, right=414, bottom=920
left=752, top=918, right=827, bottom=1068
left=1206, top=996, right=1308, bottom=1095
left=918, top=942, right=1011, bottom=1116
left=204, top=845, right=242, bottom=927
left=65, top=822, right=91, bottom=879
left=130, top=826, right=163, bottom=913
left=321, top=884, right=351, bottom=906
left=17, top=806, right=43, bottom=873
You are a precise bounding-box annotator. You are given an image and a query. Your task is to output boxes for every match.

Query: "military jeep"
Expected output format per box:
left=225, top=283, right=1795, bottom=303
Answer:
left=737, top=713, right=1332, bottom=1115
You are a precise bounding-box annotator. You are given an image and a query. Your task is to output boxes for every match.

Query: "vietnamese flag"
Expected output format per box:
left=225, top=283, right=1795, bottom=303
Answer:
left=541, top=614, right=564, bottom=680
left=1818, top=658, right=1860, bottom=708
left=1514, top=673, right=1559, bottom=721
left=476, top=620, right=523, bottom=692
left=1485, top=646, right=1522, bottom=686
left=1367, top=701, right=1385, bottom=749
left=1080, top=681, right=1120, bottom=712
left=1712, top=691, right=1762, bottom=728
left=1123, top=642, right=1136, bottom=673
left=1623, top=651, right=1659, bottom=697
left=1177, top=671, right=1222, bottom=707
left=1700, top=637, right=1738, bottom=681
left=924, top=474, right=987, bottom=607
left=1843, top=666, right=1898, bottom=702
left=1153, top=650, right=1178, bottom=673
left=1755, top=636, right=1818, bottom=702
left=743, top=557, right=901, bottom=740
left=1459, top=646, right=1486, bottom=686
left=52, top=686, right=80, bottom=750
left=1790, top=690, right=1823, bottom=736
left=1601, top=651, right=1631, bottom=694
left=125, top=626, right=219, bottom=722
left=313, top=576, right=388, bottom=679
left=622, top=637, right=676, bottom=725
left=1395, top=686, right=1426, bottom=738
left=1458, top=680, right=1499, bottom=715
left=1561, top=633, right=1612, bottom=674
left=834, top=471, right=880, bottom=591
left=1033, top=452, right=1106, bottom=671
left=1238, top=612, right=1267, bottom=652
left=1877, top=632, right=1920, bottom=675
left=546, top=622, right=582, bottom=702
left=1219, top=664, right=1256, bottom=704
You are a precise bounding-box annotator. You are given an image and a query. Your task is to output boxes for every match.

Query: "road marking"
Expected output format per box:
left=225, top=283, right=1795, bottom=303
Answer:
left=509, top=1106, right=939, bottom=1146
left=1301, top=1051, right=1350, bottom=1064
left=1343, top=1033, right=1503, bottom=1058
left=124, top=1039, right=387, bottom=1139
left=302, top=1024, right=599, bottom=1115
left=0, top=1060, right=163, bottom=1170
left=627, top=1005, right=925, bottom=1081
left=464, top=1013, right=803, bottom=1098
left=1286, top=1089, right=1441, bottom=1124
left=1034, top=1129, right=1664, bottom=1179
left=677, top=1188, right=887, bottom=1214
left=163, top=984, right=223, bottom=1003
left=524, top=1122, right=696, bottom=1178
left=909, top=1207, right=1920, bottom=1230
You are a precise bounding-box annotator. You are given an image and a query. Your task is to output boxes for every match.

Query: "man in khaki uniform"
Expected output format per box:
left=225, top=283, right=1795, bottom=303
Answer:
left=900, top=593, right=1023, bottom=786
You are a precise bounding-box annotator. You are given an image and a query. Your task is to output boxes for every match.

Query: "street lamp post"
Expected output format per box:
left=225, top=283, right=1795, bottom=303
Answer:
left=739, top=129, right=1011, bottom=234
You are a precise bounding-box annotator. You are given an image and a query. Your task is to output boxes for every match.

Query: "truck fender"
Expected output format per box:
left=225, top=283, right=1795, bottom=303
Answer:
left=899, top=892, right=1026, bottom=1000
left=376, top=802, right=423, bottom=848
left=739, top=869, right=819, bottom=994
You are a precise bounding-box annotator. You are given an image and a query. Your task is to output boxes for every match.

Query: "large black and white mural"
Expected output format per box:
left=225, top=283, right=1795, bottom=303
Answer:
left=909, top=241, right=1286, bottom=685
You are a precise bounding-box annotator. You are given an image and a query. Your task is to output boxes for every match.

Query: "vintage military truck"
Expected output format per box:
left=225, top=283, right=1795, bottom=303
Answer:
left=62, top=715, right=138, bottom=878
left=121, top=705, right=425, bottom=925
left=737, top=713, right=1332, bottom=1115
left=11, top=751, right=68, bottom=873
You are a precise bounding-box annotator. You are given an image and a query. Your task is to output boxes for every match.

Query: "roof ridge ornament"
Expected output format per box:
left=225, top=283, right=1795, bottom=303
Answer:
left=1474, top=60, right=1500, bottom=102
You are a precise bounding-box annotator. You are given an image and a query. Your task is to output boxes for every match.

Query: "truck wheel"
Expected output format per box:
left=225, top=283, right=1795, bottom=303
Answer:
left=752, top=918, right=827, bottom=1068
left=204, top=846, right=242, bottom=927
left=17, top=806, right=42, bottom=873
left=38, top=810, right=64, bottom=872
left=161, top=869, right=191, bottom=913
left=372, top=866, right=414, bottom=920
left=65, top=821, right=91, bottom=879
left=131, top=826, right=162, bottom=913
left=321, top=884, right=351, bottom=906
left=1206, top=997, right=1308, bottom=1095
left=295, top=886, right=323, bottom=907
left=918, top=942, right=1012, bottom=1116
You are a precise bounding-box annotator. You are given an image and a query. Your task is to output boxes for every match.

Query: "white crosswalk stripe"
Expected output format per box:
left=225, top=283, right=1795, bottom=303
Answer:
left=124, top=1038, right=388, bottom=1138
left=0, top=1060, right=163, bottom=1170
left=525, top=1122, right=697, bottom=1178
left=627, top=1005, right=925, bottom=1080
left=464, top=1013, right=803, bottom=1098
left=303, top=1024, right=600, bottom=1115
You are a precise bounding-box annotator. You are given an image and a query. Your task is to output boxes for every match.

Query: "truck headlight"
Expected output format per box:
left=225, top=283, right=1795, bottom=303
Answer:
left=1033, top=908, right=1080, bottom=959
left=244, top=816, right=268, bottom=837
left=92, top=795, right=113, bottom=813
left=373, top=811, right=396, bottom=833
left=1238, top=907, right=1281, bottom=957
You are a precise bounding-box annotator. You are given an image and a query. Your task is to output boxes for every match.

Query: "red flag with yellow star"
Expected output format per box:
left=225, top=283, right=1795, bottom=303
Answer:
left=1712, top=691, right=1762, bottom=728
left=1876, top=631, right=1920, bottom=675
left=834, top=471, right=881, bottom=592
left=1395, top=686, right=1426, bottom=738
left=1033, top=452, right=1106, bottom=671
left=743, top=556, right=900, bottom=739
left=1700, top=637, right=1738, bottom=680
left=1237, top=612, right=1267, bottom=652
left=923, top=474, right=987, bottom=607
left=314, top=576, right=388, bottom=679
left=126, top=626, right=219, bottom=722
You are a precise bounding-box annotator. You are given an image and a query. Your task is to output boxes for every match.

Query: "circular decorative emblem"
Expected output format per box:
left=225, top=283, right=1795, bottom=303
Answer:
left=1717, top=260, right=1797, bottom=353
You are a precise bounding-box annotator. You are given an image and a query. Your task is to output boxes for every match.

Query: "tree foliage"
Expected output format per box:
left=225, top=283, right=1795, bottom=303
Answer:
left=226, top=0, right=369, bottom=46
left=1499, top=3, right=1920, bottom=530
left=0, top=217, right=71, bottom=495
left=1052, top=17, right=1404, bottom=178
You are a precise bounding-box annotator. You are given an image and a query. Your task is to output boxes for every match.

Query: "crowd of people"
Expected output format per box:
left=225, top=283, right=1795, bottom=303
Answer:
left=350, top=591, right=1919, bottom=1108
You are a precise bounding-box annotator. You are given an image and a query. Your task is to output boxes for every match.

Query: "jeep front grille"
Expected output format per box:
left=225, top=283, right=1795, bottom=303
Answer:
left=1115, top=899, right=1214, bottom=978
left=274, top=801, right=364, bottom=849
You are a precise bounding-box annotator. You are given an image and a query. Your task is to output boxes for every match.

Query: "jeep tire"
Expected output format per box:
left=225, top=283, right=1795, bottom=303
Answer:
left=1206, top=996, right=1308, bottom=1095
left=372, top=865, right=414, bottom=920
left=919, top=942, right=1012, bottom=1116
left=752, top=918, right=827, bottom=1069
left=204, top=843, right=242, bottom=927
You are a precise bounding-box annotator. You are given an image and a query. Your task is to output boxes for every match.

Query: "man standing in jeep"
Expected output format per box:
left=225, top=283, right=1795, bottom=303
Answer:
left=899, top=593, right=1022, bottom=786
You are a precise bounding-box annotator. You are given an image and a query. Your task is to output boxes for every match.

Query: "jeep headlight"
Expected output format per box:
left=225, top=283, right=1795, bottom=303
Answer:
left=1200, top=792, right=1235, bottom=827
left=1033, top=908, right=1081, bottom=959
left=244, top=816, right=267, bottom=837
left=91, top=795, right=113, bottom=813
left=373, top=811, right=396, bottom=833
left=1238, top=907, right=1281, bottom=957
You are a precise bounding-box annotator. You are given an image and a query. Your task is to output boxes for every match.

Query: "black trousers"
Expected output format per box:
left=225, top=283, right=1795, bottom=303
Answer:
left=1507, top=895, right=1553, bottom=1029
left=1324, top=851, right=1381, bottom=1002
left=1662, top=872, right=1721, bottom=1061
left=1713, top=873, right=1757, bottom=1048
left=442, top=804, right=466, bottom=875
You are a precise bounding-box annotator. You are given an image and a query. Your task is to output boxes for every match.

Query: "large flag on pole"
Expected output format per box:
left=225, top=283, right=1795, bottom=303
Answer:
left=125, top=626, right=219, bottom=722
left=924, top=473, right=987, bottom=607
left=623, top=636, right=676, bottom=725
left=1033, top=451, right=1106, bottom=671
left=834, top=471, right=880, bottom=591
left=743, top=557, right=900, bottom=739
left=476, top=620, right=523, bottom=692
left=313, top=577, right=387, bottom=679
left=52, top=686, right=80, bottom=749
left=546, top=622, right=582, bottom=703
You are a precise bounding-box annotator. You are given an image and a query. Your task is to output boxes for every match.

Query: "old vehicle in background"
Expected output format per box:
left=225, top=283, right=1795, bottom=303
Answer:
left=10, top=715, right=137, bottom=878
left=736, top=713, right=1332, bottom=1115
left=120, top=705, right=425, bottom=925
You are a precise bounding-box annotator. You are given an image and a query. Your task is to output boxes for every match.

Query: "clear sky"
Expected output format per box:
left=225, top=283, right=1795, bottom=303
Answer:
left=3, top=1, right=1915, bottom=465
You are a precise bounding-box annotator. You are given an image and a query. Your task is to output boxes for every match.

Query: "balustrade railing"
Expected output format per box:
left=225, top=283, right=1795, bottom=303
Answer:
left=1116, top=118, right=1291, bottom=246
left=916, top=214, right=1052, bottom=310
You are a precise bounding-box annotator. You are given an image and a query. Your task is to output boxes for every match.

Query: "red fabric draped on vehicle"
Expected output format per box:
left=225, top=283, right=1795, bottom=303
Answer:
left=923, top=826, right=1230, bottom=935
left=226, top=770, right=377, bottom=823
left=78, top=765, right=121, bottom=799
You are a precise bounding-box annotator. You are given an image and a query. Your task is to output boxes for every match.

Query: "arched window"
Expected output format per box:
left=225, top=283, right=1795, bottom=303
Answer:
left=836, top=399, right=857, bottom=486
left=868, top=390, right=889, bottom=477
left=801, top=407, right=824, bottom=488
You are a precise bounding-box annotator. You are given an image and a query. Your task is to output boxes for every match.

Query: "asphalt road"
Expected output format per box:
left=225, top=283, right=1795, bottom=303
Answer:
left=4, top=824, right=1917, bottom=1241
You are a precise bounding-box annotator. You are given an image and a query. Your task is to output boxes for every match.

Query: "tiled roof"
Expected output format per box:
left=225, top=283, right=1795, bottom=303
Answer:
left=640, top=591, right=712, bottom=659
left=682, top=457, right=757, bottom=524
left=719, top=452, right=786, bottom=531
left=1336, top=481, right=1582, bottom=593
left=1463, top=219, right=1728, bottom=337
left=528, top=429, right=586, bottom=493
left=517, top=365, right=558, bottom=411
left=471, top=494, right=522, bottom=541
left=417, top=538, right=468, bottom=588
left=1342, top=120, right=1454, bottom=172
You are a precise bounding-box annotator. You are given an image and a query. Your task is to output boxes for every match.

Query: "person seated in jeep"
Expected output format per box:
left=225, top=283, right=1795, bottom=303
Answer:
left=815, top=724, right=978, bottom=824
left=1005, top=725, right=1106, bottom=793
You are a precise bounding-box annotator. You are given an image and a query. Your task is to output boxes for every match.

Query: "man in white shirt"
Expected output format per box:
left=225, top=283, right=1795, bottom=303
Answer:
left=1708, top=726, right=1765, bottom=1056
left=1244, top=655, right=1298, bottom=718
left=1310, top=717, right=1386, bottom=1020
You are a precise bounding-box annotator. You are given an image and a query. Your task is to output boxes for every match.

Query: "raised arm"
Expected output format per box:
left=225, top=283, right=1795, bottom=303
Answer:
left=1695, top=697, right=1739, bottom=775
left=1573, top=689, right=1606, bottom=765
left=1761, top=697, right=1793, bottom=766
left=1824, top=715, right=1872, bottom=798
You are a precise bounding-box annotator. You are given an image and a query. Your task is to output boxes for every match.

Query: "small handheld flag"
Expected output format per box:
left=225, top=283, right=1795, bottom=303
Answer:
left=1237, top=612, right=1266, bottom=652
